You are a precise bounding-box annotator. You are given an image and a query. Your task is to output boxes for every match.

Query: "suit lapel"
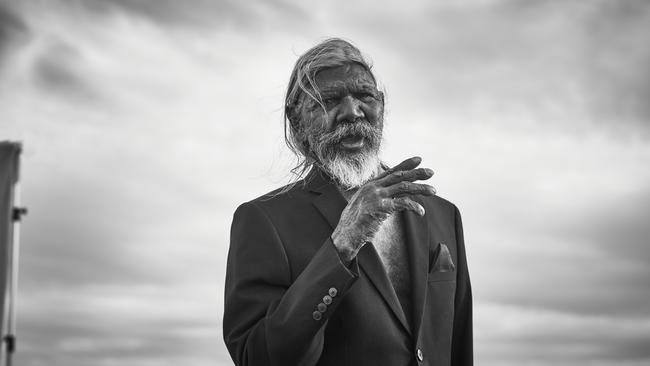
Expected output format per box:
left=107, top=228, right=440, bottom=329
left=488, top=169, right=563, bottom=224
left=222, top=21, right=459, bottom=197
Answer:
left=358, top=244, right=412, bottom=335
left=403, top=196, right=430, bottom=339
left=309, top=169, right=348, bottom=229
left=308, top=168, right=411, bottom=335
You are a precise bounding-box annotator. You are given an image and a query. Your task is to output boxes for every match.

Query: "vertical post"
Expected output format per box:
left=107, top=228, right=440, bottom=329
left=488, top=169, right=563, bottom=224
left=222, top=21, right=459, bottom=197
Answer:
left=4, top=188, right=23, bottom=366
left=0, top=143, right=22, bottom=366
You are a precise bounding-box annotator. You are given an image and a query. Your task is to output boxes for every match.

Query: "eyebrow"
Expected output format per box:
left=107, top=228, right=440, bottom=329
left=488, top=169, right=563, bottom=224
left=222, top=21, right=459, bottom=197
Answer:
left=318, top=81, right=378, bottom=96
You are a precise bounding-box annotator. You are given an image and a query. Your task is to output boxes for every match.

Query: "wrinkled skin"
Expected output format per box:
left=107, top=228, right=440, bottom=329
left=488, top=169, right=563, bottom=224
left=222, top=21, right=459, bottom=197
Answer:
left=331, top=157, right=435, bottom=262
left=299, top=64, right=436, bottom=262
left=299, top=63, right=384, bottom=160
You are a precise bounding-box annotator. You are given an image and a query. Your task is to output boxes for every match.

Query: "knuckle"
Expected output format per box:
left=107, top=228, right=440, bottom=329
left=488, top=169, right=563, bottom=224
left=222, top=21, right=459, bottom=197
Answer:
left=379, top=198, right=393, bottom=211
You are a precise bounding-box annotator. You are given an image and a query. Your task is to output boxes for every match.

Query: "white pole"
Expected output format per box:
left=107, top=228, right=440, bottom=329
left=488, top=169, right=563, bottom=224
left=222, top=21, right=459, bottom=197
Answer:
left=1, top=145, right=21, bottom=366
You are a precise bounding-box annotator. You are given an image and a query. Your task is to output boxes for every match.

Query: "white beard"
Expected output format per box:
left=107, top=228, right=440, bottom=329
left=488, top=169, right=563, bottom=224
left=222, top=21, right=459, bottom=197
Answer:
left=323, top=150, right=380, bottom=189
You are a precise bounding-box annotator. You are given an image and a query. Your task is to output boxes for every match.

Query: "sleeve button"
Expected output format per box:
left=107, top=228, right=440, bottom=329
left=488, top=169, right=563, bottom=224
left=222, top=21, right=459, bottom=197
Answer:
left=328, top=287, right=338, bottom=297
left=416, top=348, right=423, bottom=362
left=312, top=311, right=322, bottom=321
left=317, top=303, right=327, bottom=312
left=323, top=295, right=332, bottom=305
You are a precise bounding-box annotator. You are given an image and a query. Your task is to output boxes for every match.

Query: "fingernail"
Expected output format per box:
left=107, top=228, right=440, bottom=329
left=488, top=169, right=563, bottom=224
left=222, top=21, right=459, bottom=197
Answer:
left=425, top=168, right=434, bottom=175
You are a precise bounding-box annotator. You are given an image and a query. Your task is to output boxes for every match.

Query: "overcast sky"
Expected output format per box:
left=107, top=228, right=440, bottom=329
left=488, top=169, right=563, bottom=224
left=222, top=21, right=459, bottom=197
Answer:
left=2, top=0, right=650, bottom=365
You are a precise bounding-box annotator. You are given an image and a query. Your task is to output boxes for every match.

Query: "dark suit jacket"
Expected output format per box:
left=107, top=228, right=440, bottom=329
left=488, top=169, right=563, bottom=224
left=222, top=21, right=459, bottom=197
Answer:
left=223, top=168, right=472, bottom=366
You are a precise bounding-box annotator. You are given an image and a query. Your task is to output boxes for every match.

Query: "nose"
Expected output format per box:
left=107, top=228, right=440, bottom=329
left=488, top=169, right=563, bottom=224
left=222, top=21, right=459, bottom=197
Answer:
left=336, top=96, right=364, bottom=124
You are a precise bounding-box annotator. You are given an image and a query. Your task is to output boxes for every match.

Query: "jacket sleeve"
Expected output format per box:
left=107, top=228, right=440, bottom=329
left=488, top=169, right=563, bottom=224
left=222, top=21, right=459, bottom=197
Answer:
left=223, top=201, right=359, bottom=366
left=451, top=205, right=473, bottom=366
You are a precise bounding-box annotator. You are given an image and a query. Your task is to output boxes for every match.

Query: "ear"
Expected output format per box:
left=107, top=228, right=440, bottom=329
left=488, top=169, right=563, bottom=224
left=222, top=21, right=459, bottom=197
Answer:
left=376, top=90, right=385, bottom=115
left=378, top=90, right=385, bottom=104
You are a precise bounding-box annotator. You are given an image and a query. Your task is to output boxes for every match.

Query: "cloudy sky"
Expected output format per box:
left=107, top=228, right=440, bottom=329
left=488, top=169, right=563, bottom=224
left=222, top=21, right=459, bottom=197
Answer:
left=1, top=0, right=649, bottom=365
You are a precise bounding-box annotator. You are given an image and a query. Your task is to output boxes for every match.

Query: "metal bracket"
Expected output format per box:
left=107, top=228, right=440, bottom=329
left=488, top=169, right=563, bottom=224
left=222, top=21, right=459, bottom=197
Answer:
left=3, top=334, right=16, bottom=353
left=11, top=207, right=27, bottom=222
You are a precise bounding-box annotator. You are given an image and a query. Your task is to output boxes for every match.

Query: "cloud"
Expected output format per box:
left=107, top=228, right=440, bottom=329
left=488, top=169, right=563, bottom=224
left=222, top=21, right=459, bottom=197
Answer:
left=559, top=187, right=650, bottom=263
left=16, top=284, right=226, bottom=366
left=2, top=0, right=649, bottom=365
left=31, top=41, right=97, bottom=99
left=17, top=126, right=230, bottom=288
left=0, top=0, right=30, bottom=66
left=335, top=0, right=650, bottom=135
left=476, top=302, right=650, bottom=365
left=447, top=129, right=650, bottom=317
left=49, top=0, right=311, bottom=32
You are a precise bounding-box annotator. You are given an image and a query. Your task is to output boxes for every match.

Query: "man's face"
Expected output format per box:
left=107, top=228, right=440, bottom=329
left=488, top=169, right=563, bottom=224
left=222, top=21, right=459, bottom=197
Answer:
left=299, top=63, right=385, bottom=188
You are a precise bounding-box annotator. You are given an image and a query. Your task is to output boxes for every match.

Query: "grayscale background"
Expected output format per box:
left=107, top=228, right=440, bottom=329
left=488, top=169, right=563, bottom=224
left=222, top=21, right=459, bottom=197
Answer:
left=2, top=0, right=649, bottom=365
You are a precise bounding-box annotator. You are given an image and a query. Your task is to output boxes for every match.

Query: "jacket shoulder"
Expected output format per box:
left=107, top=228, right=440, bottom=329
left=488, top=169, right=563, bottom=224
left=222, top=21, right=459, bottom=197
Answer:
left=424, top=194, right=459, bottom=216
left=236, top=179, right=314, bottom=215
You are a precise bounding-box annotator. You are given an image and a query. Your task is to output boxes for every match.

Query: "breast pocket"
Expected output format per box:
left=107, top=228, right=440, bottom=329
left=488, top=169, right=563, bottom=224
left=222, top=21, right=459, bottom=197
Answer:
left=427, top=270, right=456, bottom=282
left=427, top=242, right=457, bottom=282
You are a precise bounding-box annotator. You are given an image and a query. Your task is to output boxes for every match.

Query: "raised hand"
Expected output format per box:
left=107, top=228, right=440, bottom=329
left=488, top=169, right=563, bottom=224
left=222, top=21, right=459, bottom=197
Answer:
left=331, top=156, right=436, bottom=263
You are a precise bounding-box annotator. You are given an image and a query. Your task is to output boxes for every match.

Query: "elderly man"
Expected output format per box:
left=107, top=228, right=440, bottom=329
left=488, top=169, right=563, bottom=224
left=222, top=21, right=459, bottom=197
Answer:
left=223, top=38, right=472, bottom=366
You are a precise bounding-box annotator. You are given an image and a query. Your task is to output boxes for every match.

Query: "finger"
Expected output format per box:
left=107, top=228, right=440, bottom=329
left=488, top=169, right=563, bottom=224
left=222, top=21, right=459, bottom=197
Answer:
left=383, top=182, right=436, bottom=198
left=385, top=197, right=426, bottom=216
left=374, top=156, right=422, bottom=180
left=379, top=167, right=434, bottom=187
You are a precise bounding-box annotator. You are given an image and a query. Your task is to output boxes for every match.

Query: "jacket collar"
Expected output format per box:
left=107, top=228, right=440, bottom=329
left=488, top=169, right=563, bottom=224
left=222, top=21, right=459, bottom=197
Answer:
left=306, top=167, right=348, bottom=229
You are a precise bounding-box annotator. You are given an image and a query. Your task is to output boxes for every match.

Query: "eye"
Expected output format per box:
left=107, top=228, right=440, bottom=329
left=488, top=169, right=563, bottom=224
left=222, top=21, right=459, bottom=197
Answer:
left=358, top=92, right=376, bottom=102
left=303, top=99, right=320, bottom=111
left=322, top=97, right=338, bottom=107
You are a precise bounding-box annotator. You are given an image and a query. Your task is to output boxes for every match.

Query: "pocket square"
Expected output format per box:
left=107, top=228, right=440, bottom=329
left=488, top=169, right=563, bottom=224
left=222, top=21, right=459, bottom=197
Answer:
left=430, top=242, right=455, bottom=273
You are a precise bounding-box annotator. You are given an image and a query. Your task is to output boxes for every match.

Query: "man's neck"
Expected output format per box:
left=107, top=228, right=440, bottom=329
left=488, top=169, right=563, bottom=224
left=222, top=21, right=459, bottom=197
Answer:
left=338, top=164, right=385, bottom=201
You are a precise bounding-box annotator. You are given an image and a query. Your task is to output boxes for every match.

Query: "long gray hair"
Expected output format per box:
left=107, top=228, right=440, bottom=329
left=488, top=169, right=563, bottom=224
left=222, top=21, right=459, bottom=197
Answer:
left=283, top=38, right=377, bottom=185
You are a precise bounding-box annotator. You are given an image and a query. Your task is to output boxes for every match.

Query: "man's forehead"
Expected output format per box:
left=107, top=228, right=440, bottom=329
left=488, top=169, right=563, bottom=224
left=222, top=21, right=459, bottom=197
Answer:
left=314, top=63, right=376, bottom=89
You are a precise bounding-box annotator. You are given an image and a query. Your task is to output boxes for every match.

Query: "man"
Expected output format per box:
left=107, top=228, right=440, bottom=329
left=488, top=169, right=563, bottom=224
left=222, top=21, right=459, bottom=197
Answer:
left=223, top=38, right=472, bottom=366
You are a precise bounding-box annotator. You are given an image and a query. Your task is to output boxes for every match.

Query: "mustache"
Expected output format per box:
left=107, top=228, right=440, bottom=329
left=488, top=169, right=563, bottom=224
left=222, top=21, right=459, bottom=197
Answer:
left=314, top=120, right=382, bottom=148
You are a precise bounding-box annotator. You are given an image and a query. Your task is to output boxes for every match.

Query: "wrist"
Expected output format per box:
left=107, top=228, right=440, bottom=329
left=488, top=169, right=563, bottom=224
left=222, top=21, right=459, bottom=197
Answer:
left=331, top=231, right=358, bottom=264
